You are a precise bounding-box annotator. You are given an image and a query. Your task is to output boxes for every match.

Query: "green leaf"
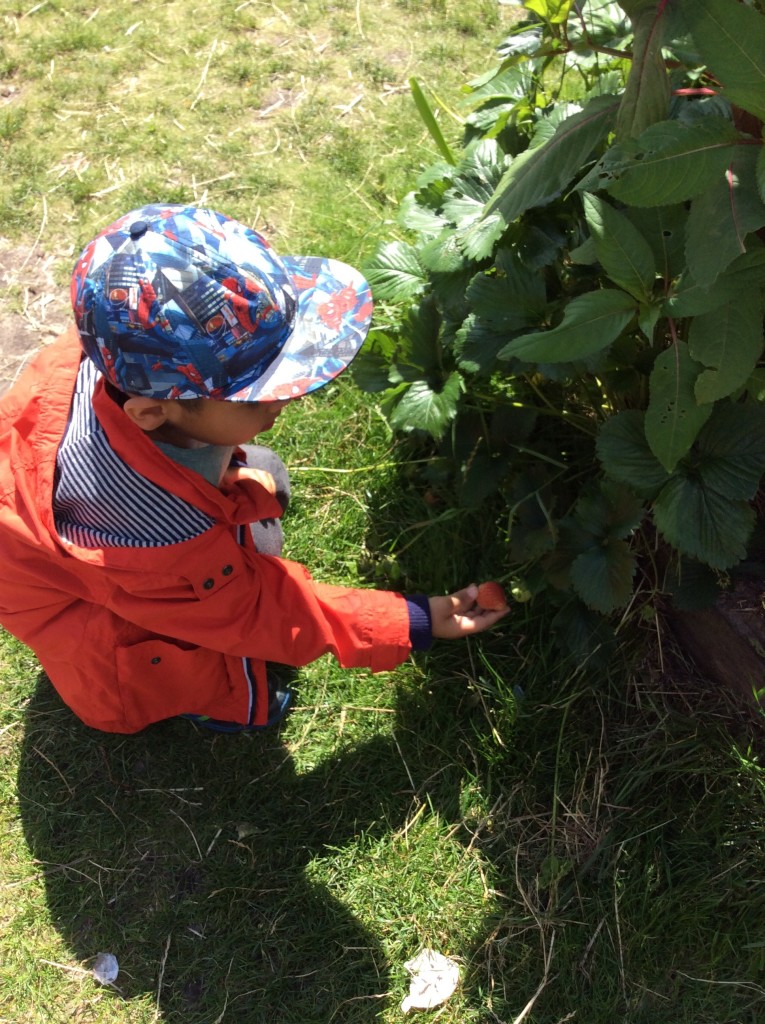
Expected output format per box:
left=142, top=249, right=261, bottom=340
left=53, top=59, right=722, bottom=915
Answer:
left=529, top=102, right=583, bottom=148
left=690, top=299, right=765, bottom=404
left=572, top=487, right=611, bottom=539
left=497, top=31, right=544, bottom=61
left=653, top=475, right=755, bottom=569
left=680, top=0, right=765, bottom=120
left=419, top=231, right=469, bottom=274
left=694, top=401, right=765, bottom=500
left=467, top=100, right=519, bottom=135
left=570, top=537, right=637, bottom=613
left=392, top=301, right=442, bottom=380
left=569, top=237, right=598, bottom=265
left=638, top=301, right=662, bottom=340
left=744, top=367, right=765, bottom=401
left=666, top=249, right=765, bottom=317
left=573, top=480, right=644, bottom=540
left=588, top=118, right=741, bottom=207
left=486, top=93, right=619, bottom=224
left=524, top=0, right=574, bottom=26
left=685, top=148, right=765, bottom=287
left=758, top=146, right=765, bottom=204
left=665, top=557, right=723, bottom=611
left=453, top=315, right=511, bottom=375
left=546, top=519, right=594, bottom=589
left=443, top=174, right=498, bottom=228
left=467, top=253, right=546, bottom=329
left=351, top=349, right=396, bottom=393
left=614, top=3, right=671, bottom=140
left=398, top=192, right=448, bottom=240
left=516, top=220, right=566, bottom=270
left=464, top=63, right=534, bottom=102
left=498, top=289, right=637, bottom=364
left=363, top=242, right=427, bottom=301
left=582, top=192, right=656, bottom=301
left=351, top=330, right=401, bottom=393
left=443, top=194, right=486, bottom=229
left=466, top=273, right=526, bottom=324
left=601, top=480, right=645, bottom=540
left=429, top=268, right=473, bottom=321
left=619, top=0, right=663, bottom=16
left=458, top=451, right=514, bottom=508
left=506, top=468, right=558, bottom=564
left=457, top=212, right=507, bottom=261
left=624, top=204, right=687, bottom=281
left=410, top=77, right=456, bottom=165
left=389, top=372, right=463, bottom=439
left=457, top=138, right=507, bottom=187
left=414, top=162, right=454, bottom=207
left=596, top=410, right=671, bottom=498
left=645, top=342, right=713, bottom=472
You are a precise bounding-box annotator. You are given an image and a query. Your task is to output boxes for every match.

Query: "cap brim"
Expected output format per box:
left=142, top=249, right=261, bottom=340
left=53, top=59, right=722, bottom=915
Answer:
left=227, top=255, right=373, bottom=403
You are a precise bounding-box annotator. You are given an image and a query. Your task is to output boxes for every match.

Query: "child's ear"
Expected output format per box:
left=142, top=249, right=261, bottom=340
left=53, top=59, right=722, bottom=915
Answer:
left=122, top=395, right=170, bottom=433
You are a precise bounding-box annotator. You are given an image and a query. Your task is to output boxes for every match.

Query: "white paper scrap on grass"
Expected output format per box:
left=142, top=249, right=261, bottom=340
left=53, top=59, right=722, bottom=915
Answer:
left=401, top=948, right=460, bottom=1013
left=92, top=952, right=119, bottom=985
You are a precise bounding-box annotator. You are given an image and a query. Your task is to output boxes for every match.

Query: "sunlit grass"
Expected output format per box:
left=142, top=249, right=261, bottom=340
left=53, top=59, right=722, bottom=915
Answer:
left=0, top=0, right=503, bottom=272
left=1, top=2, right=764, bottom=1022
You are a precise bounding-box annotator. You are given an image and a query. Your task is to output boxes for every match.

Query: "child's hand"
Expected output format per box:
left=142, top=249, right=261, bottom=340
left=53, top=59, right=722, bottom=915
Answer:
left=429, top=584, right=510, bottom=639
left=222, top=466, right=288, bottom=512
left=249, top=468, right=280, bottom=500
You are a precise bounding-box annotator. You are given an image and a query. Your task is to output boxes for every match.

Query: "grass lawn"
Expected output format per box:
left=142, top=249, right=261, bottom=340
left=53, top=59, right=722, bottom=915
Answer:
left=1, top=2, right=765, bottom=1022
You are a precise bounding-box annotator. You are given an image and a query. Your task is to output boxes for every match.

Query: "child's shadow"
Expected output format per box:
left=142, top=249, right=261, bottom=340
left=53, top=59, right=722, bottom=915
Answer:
left=16, top=670, right=469, bottom=1023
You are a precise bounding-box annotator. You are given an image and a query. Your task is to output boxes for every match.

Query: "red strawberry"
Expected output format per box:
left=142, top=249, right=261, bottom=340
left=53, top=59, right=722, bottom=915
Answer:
left=476, top=582, right=507, bottom=611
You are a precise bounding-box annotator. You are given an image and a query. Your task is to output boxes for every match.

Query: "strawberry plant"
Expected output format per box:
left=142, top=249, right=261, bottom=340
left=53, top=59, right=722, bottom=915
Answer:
left=356, top=0, right=765, bottom=656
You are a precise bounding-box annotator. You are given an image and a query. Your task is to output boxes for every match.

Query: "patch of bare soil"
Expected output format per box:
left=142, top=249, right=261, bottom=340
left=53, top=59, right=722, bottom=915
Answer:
left=1, top=83, right=21, bottom=105
left=0, top=239, right=69, bottom=396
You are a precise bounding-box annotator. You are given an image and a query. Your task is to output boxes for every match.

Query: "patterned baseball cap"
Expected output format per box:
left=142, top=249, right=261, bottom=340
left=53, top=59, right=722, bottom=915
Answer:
left=70, top=204, right=374, bottom=402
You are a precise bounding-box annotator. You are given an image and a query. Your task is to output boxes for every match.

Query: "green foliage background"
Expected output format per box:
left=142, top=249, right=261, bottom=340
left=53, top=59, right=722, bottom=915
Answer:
left=358, top=0, right=765, bottom=656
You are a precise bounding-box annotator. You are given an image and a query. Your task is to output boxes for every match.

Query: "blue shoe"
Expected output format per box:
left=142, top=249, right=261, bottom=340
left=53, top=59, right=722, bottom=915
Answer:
left=180, top=714, right=250, bottom=733
left=182, top=666, right=295, bottom=732
left=260, top=686, right=292, bottom=727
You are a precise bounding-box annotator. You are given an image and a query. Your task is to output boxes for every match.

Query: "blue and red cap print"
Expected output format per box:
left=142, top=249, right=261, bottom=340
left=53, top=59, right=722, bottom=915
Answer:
left=71, top=204, right=374, bottom=402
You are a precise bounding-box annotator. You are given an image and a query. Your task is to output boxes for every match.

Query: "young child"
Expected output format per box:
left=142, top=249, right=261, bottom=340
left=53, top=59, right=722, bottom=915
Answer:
left=0, top=204, right=508, bottom=734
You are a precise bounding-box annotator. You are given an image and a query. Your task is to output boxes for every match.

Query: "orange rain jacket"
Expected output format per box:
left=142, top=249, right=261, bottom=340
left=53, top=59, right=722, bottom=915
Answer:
left=0, top=328, right=412, bottom=733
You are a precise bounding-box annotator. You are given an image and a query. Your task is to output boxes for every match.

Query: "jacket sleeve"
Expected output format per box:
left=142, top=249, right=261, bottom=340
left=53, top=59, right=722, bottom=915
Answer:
left=101, top=528, right=412, bottom=673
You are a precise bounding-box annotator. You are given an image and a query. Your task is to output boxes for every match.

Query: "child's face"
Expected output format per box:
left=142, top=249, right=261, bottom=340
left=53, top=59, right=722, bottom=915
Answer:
left=163, top=397, right=290, bottom=446
left=121, top=394, right=292, bottom=447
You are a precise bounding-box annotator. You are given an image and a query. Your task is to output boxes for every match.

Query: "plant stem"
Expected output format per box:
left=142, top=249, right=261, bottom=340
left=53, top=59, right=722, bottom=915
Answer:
left=673, top=88, right=718, bottom=96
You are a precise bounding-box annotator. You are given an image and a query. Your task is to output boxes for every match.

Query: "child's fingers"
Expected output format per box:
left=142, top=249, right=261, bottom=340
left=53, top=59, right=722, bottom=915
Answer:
left=454, top=605, right=511, bottom=634
left=249, top=469, right=277, bottom=495
left=446, top=584, right=478, bottom=613
left=429, top=590, right=510, bottom=639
